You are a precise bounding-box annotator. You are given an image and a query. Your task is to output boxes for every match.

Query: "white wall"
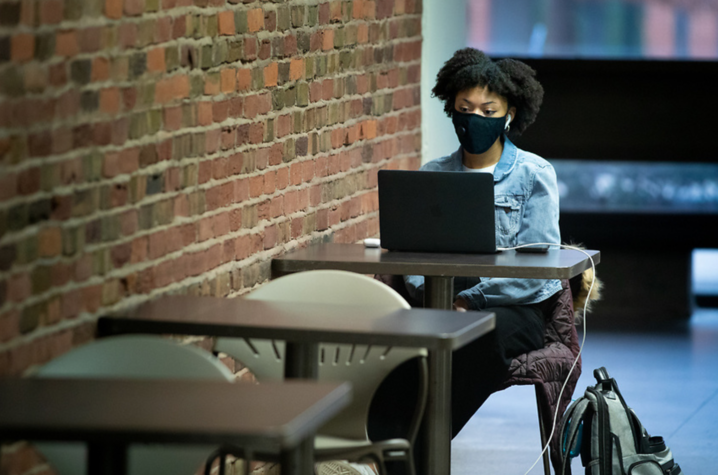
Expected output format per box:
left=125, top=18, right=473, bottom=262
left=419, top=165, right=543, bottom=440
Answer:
left=421, top=0, right=467, bottom=164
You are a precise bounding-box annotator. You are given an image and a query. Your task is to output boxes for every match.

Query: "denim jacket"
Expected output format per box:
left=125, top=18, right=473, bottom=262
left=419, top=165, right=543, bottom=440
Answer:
left=403, top=138, right=563, bottom=309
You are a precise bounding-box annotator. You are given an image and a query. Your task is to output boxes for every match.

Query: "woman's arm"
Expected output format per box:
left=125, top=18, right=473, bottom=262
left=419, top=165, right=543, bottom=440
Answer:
left=456, top=163, right=561, bottom=309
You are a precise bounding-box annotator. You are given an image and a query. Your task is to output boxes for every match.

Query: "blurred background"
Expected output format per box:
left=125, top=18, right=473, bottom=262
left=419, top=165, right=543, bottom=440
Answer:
left=422, top=0, right=718, bottom=329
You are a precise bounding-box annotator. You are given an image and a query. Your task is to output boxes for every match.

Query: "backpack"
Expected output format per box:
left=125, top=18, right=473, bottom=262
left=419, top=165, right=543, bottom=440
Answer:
left=559, top=367, right=683, bottom=475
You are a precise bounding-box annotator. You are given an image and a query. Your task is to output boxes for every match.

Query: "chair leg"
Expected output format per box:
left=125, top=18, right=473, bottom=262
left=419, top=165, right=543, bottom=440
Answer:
left=535, top=385, right=552, bottom=475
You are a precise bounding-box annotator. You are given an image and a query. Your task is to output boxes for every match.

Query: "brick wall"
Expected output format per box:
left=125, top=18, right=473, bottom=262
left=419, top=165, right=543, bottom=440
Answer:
left=0, top=0, right=422, bottom=472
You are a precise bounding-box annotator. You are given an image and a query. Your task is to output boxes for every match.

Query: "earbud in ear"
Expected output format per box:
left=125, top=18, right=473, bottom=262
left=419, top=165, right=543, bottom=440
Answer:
left=506, top=114, right=512, bottom=124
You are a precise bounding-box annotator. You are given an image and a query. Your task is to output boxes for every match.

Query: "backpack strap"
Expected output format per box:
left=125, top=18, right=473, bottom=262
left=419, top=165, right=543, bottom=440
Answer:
left=559, top=397, right=591, bottom=475
left=587, top=386, right=613, bottom=474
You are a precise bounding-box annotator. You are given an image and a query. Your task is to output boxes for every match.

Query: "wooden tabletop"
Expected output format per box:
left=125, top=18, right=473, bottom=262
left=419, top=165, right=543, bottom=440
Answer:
left=98, top=296, right=495, bottom=352
left=0, top=378, right=351, bottom=451
left=272, top=243, right=600, bottom=279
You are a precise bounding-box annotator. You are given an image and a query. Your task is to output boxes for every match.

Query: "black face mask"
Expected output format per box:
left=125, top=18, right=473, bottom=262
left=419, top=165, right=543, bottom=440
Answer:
left=452, top=111, right=507, bottom=155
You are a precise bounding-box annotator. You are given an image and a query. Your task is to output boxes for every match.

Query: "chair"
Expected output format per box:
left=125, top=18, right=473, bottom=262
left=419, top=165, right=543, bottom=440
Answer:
left=213, top=270, right=428, bottom=475
left=33, top=335, right=235, bottom=475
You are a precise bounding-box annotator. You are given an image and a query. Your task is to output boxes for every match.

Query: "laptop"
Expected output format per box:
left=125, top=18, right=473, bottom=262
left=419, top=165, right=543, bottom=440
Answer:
left=378, top=170, right=497, bottom=253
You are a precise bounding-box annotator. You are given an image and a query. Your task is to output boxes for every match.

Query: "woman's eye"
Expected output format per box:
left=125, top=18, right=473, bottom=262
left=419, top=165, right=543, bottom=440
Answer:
left=485, top=110, right=496, bottom=116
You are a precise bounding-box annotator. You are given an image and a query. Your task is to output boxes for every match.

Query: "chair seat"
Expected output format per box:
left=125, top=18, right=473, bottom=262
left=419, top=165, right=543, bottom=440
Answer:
left=315, top=435, right=373, bottom=451
left=314, top=436, right=411, bottom=453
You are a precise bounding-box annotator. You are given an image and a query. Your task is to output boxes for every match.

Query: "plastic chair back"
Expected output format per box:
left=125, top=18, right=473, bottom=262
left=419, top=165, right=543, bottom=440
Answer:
left=34, top=335, right=234, bottom=475
left=215, top=270, right=413, bottom=382
left=214, top=270, right=425, bottom=441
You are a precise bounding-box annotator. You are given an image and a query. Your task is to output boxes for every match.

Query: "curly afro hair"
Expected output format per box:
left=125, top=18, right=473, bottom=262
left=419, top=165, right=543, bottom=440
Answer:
left=431, top=48, right=544, bottom=137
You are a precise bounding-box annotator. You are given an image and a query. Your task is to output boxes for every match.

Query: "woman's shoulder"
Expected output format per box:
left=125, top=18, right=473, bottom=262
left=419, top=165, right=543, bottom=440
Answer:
left=420, top=150, right=462, bottom=171
left=513, top=145, right=556, bottom=179
left=514, top=146, right=552, bottom=170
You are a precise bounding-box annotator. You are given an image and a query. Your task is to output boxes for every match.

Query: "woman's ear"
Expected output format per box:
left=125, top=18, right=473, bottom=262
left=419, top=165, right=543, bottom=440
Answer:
left=507, top=106, right=517, bottom=124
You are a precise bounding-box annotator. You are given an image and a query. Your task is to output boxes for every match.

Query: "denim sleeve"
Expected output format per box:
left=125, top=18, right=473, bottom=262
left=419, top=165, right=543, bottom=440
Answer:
left=456, top=165, right=562, bottom=310
left=403, top=274, right=425, bottom=302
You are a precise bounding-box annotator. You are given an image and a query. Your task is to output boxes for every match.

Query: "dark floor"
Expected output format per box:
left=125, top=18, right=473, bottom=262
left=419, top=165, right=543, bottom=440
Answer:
left=451, top=308, right=718, bottom=474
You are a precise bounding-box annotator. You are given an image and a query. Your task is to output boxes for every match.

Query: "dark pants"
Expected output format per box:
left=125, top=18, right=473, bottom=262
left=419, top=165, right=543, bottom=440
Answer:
left=368, top=303, right=546, bottom=442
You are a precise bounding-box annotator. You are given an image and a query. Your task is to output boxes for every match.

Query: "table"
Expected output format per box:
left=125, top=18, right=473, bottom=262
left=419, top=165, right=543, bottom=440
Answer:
left=98, top=297, right=495, bottom=475
left=0, top=378, right=351, bottom=475
left=272, top=243, right=601, bottom=310
left=271, top=242, right=601, bottom=474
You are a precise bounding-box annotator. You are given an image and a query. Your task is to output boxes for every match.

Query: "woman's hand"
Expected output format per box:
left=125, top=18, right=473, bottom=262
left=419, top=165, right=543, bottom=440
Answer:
left=453, top=297, right=469, bottom=312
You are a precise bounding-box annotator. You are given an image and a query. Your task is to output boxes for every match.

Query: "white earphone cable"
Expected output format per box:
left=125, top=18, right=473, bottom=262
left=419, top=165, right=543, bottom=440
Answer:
left=495, top=243, right=596, bottom=475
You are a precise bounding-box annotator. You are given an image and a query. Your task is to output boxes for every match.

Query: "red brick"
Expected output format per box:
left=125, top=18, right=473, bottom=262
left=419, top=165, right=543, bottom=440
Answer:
left=105, top=0, right=123, bottom=19
left=247, top=8, right=264, bottom=32
left=8, top=273, right=31, bottom=303
left=198, top=160, right=212, bottom=184
left=317, top=208, right=328, bottom=230
left=154, top=77, right=173, bottom=104
left=220, top=68, right=236, bottom=93
left=276, top=167, right=289, bottom=190
left=155, top=16, right=173, bottom=43
left=357, top=23, right=369, bottom=43
left=197, top=101, right=212, bottom=126
left=276, top=114, right=292, bottom=138
left=291, top=216, right=303, bottom=238
left=0, top=310, right=20, bottom=343
left=206, top=127, right=222, bottom=153
left=353, top=0, right=365, bottom=19
left=18, top=167, right=41, bottom=194
left=0, top=173, right=17, bottom=201
left=11, top=34, right=34, bottom=62
left=130, top=236, right=148, bottom=264
left=205, top=182, right=234, bottom=211
left=263, top=224, right=277, bottom=249
left=38, top=227, right=63, bottom=257
left=118, top=22, right=137, bottom=48
left=289, top=58, right=304, bottom=81
left=119, top=210, right=138, bottom=236
left=204, top=72, right=220, bottom=95
left=229, top=208, right=242, bottom=231
left=55, top=30, right=79, bottom=57
left=322, top=29, right=334, bottom=51
left=172, top=14, right=186, bottom=37
left=124, top=0, right=144, bottom=16
left=212, top=157, right=228, bottom=180
left=264, top=62, right=278, bottom=88
left=39, top=0, right=64, bottom=24
left=310, top=31, right=322, bottom=51
left=79, top=27, right=103, bottom=53
left=249, top=175, right=263, bottom=198
left=82, top=284, right=103, bottom=313
left=213, top=100, right=230, bottom=123
left=163, top=105, right=182, bottom=131
left=322, top=78, right=333, bottom=100
left=222, top=239, right=236, bottom=264
left=284, top=34, right=297, bottom=57
left=91, top=57, right=110, bottom=82
left=319, top=2, right=330, bottom=23
left=147, top=47, right=166, bottom=73
left=218, top=10, right=235, bottom=35
left=244, top=37, right=257, bottom=61
left=228, top=97, right=243, bottom=118
left=237, top=68, right=252, bottom=91
left=249, top=122, right=263, bottom=144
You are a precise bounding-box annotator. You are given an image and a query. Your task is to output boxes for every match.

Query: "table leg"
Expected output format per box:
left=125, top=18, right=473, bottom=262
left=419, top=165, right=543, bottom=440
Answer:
left=283, top=342, right=319, bottom=475
left=423, top=348, right=452, bottom=475
left=87, top=442, right=128, bottom=475
left=424, top=276, right=454, bottom=310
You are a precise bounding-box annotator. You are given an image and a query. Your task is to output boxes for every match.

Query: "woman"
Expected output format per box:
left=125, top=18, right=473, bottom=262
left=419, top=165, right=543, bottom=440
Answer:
left=405, top=48, right=563, bottom=437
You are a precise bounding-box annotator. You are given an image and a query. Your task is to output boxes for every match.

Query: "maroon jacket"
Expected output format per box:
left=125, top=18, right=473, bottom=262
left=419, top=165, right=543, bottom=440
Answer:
left=498, top=279, right=581, bottom=473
